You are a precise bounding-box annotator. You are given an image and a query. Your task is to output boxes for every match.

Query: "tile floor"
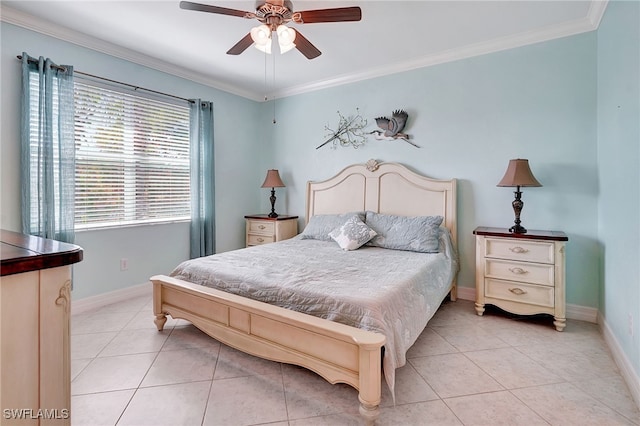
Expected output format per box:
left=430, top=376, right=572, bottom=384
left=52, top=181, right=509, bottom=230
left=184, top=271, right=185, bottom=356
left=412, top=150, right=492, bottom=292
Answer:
left=71, top=295, right=639, bottom=425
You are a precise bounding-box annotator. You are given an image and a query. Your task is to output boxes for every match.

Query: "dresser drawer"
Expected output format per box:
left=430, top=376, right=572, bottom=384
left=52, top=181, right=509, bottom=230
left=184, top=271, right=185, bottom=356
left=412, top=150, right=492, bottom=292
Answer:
left=484, top=238, right=555, bottom=264
left=485, top=278, right=554, bottom=308
left=247, top=234, right=275, bottom=245
left=247, top=220, right=275, bottom=235
left=484, top=259, right=554, bottom=287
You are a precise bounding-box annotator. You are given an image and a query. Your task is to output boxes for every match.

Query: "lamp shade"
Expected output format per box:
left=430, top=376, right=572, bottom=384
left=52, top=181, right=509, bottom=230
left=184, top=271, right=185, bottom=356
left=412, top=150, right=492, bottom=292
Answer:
left=261, top=169, right=285, bottom=188
left=251, top=24, right=272, bottom=54
left=497, top=159, right=542, bottom=187
left=276, top=25, right=296, bottom=54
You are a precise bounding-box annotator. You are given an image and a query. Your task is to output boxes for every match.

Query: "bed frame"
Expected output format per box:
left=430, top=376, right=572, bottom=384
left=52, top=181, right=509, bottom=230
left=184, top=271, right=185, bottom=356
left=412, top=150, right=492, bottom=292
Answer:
left=151, top=159, right=457, bottom=424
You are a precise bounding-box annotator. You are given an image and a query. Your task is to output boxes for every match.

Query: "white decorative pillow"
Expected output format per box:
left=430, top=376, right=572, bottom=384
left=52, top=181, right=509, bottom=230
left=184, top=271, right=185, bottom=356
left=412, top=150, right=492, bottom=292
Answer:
left=329, top=216, right=377, bottom=251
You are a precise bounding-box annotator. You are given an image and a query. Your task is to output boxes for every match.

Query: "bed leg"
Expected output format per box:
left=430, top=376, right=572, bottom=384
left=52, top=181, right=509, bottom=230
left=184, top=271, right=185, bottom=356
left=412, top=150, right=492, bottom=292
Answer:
left=357, top=342, right=382, bottom=425
left=154, top=313, right=167, bottom=331
left=450, top=283, right=457, bottom=301
left=359, top=401, right=379, bottom=425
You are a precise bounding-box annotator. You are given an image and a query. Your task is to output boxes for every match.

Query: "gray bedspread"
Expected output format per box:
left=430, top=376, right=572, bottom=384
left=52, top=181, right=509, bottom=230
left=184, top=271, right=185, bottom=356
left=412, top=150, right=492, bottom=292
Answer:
left=170, top=228, right=458, bottom=396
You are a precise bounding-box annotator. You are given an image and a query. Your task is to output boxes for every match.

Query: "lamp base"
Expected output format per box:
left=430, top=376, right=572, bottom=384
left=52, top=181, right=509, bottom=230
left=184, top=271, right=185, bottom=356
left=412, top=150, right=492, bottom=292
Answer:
left=509, top=225, right=527, bottom=234
left=509, top=187, right=527, bottom=234
left=268, top=188, right=279, bottom=218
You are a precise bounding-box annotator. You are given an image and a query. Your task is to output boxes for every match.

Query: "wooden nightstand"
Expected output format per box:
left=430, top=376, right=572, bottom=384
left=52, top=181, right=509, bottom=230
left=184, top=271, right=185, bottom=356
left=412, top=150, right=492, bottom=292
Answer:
left=245, top=214, right=298, bottom=247
left=473, top=226, right=568, bottom=331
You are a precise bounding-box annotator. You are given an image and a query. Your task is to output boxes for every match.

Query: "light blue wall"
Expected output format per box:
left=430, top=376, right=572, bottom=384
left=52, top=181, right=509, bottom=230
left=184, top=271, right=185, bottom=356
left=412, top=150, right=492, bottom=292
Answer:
left=0, top=23, right=262, bottom=300
left=262, top=33, right=599, bottom=308
left=597, top=0, right=640, bottom=377
left=1, top=0, right=636, bottom=388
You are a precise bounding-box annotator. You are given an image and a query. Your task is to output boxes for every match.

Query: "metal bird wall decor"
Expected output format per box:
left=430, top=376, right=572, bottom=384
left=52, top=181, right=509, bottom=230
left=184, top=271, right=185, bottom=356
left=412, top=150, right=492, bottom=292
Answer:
left=369, top=109, right=419, bottom=148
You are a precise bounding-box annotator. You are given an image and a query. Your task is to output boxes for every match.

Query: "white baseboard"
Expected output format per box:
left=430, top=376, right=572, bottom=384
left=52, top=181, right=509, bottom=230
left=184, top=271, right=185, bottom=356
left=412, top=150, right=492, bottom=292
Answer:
left=456, top=285, right=476, bottom=302
left=456, top=286, right=598, bottom=323
left=600, top=316, right=640, bottom=409
left=72, top=281, right=152, bottom=315
left=566, top=303, right=599, bottom=323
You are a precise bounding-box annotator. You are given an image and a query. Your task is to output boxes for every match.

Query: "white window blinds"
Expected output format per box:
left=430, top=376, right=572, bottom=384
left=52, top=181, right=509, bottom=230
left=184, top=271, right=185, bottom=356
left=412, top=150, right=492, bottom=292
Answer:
left=74, top=81, right=190, bottom=228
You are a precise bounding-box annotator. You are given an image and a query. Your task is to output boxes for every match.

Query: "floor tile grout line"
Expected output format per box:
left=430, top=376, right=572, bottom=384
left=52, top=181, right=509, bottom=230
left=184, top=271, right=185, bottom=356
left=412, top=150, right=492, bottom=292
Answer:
left=113, top=326, right=165, bottom=426
left=69, top=298, right=638, bottom=426
left=200, top=378, right=215, bottom=426
left=502, top=388, right=553, bottom=426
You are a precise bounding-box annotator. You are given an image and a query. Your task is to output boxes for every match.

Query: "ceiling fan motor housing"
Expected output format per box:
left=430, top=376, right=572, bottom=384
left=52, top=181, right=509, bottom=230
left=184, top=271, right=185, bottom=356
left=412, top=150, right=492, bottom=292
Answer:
left=255, top=2, right=293, bottom=28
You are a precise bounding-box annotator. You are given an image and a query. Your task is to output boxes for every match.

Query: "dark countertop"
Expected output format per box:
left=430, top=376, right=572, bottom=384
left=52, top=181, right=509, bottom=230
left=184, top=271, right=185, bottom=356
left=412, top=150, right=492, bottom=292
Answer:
left=244, top=214, right=299, bottom=221
left=473, top=226, right=568, bottom=242
left=1, top=229, right=83, bottom=276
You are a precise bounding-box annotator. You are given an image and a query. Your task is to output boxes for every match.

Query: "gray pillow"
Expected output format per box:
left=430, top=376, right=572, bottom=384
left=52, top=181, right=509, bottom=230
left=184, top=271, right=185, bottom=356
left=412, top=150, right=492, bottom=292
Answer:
left=365, top=211, right=444, bottom=253
left=329, top=216, right=377, bottom=250
left=300, top=212, right=366, bottom=241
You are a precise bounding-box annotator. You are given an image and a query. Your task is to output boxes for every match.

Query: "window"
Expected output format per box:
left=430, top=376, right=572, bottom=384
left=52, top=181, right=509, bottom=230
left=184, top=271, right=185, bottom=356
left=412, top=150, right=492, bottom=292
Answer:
left=73, top=80, right=190, bottom=229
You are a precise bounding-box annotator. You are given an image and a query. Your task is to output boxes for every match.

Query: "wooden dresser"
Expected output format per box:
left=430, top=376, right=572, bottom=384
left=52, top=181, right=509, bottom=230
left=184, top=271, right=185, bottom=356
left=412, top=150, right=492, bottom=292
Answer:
left=244, top=214, right=298, bottom=247
left=473, top=226, right=568, bottom=331
left=1, top=230, right=83, bottom=425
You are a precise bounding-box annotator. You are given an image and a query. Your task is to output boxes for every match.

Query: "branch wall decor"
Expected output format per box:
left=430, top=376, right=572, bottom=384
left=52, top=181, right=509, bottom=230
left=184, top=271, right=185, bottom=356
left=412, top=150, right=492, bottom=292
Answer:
left=316, top=109, right=368, bottom=150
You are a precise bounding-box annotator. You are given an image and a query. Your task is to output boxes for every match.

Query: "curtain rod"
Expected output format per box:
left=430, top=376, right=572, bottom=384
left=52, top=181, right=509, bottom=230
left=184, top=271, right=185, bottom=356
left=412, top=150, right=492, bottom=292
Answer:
left=17, top=55, right=194, bottom=104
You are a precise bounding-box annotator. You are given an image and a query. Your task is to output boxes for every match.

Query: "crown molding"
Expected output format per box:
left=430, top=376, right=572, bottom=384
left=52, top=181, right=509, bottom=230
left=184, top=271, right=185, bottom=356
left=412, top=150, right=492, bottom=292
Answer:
left=0, top=4, right=264, bottom=102
left=2, top=1, right=607, bottom=102
left=274, top=1, right=609, bottom=99
left=587, top=0, right=609, bottom=28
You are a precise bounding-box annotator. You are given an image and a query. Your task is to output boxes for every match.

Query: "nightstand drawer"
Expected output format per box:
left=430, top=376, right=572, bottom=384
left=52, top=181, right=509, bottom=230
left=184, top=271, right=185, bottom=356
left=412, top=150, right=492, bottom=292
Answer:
left=247, top=234, right=275, bottom=245
left=484, top=238, right=554, bottom=264
left=484, top=259, right=554, bottom=286
left=247, top=220, right=275, bottom=235
left=485, top=278, right=554, bottom=308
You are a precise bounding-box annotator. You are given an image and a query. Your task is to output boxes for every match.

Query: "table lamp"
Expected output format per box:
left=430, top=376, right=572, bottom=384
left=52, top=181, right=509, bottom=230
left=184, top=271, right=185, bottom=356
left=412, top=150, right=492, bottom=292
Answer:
left=261, top=169, right=285, bottom=218
left=497, top=159, right=542, bottom=234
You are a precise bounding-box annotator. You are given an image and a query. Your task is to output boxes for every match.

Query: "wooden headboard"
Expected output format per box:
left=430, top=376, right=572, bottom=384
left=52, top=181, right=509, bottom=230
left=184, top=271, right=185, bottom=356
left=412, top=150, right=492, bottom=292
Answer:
left=306, top=160, right=457, bottom=248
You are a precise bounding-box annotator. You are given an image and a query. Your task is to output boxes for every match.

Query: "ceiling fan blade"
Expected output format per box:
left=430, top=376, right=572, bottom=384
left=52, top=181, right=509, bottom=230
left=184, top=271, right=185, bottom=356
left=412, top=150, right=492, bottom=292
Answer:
left=293, top=30, right=321, bottom=60
left=226, top=33, right=254, bottom=55
left=294, top=7, right=361, bottom=24
left=179, top=1, right=251, bottom=18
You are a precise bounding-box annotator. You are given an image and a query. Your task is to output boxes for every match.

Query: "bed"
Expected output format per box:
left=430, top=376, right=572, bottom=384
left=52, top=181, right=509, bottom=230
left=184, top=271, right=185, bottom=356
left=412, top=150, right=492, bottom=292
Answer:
left=151, top=159, right=457, bottom=423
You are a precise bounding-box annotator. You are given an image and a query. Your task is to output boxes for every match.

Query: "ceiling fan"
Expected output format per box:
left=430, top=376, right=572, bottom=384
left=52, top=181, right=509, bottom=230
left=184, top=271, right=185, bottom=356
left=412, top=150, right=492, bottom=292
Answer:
left=179, top=0, right=362, bottom=59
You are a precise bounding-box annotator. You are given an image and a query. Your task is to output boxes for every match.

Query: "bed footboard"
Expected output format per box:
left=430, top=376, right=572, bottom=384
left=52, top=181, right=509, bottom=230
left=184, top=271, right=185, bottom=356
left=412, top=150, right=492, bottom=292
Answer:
left=151, top=275, right=386, bottom=424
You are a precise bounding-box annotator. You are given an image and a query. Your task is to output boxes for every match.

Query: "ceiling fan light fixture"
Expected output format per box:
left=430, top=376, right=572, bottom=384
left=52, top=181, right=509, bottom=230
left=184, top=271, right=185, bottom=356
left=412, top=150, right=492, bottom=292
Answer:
left=276, top=25, right=296, bottom=54
left=255, top=40, right=272, bottom=54
left=251, top=24, right=272, bottom=53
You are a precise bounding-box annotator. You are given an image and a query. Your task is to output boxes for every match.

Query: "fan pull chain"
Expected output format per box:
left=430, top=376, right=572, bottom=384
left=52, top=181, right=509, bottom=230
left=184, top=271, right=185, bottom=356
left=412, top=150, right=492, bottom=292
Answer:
left=263, top=49, right=268, bottom=103
left=272, top=51, right=276, bottom=124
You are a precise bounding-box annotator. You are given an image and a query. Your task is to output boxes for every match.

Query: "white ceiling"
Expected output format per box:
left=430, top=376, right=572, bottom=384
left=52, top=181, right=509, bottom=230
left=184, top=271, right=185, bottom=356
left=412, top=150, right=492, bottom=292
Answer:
left=2, top=1, right=606, bottom=101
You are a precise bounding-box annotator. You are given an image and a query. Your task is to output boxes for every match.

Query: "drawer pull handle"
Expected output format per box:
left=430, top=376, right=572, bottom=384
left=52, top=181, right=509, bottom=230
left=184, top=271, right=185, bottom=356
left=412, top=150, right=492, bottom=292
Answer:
left=509, top=246, right=529, bottom=254
left=258, top=225, right=266, bottom=230
left=509, top=267, right=528, bottom=275
left=509, top=288, right=527, bottom=295
left=257, top=237, right=264, bottom=242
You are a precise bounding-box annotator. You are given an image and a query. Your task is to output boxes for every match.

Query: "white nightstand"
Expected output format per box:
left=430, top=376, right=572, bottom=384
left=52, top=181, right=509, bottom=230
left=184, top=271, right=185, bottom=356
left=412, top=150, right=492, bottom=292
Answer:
left=245, top=214, right=298, bottom=247
left=473, top=226, right=568, bottom=331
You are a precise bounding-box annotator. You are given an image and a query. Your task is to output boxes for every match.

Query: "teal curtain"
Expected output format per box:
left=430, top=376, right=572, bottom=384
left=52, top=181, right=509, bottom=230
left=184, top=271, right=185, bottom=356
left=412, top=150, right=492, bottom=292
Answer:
left=189, top=100, right=215, bottom=258
left=21, top=52, right=75, bottom=243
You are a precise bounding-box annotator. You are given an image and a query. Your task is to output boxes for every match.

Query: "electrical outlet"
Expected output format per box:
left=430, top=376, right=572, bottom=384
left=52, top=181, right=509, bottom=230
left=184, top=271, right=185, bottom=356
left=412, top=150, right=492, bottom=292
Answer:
left=120, top=258, right=128, bottom=271
left=629, top=313, right=634, bottom=337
